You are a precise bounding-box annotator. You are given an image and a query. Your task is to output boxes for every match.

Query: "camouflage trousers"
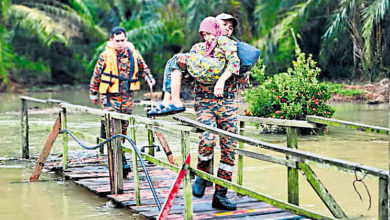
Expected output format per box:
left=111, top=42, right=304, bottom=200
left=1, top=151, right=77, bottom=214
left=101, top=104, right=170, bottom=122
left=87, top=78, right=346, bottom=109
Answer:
left=100, top=92, right=134, bottom=135
left=194, top=95, right=238, bottom=190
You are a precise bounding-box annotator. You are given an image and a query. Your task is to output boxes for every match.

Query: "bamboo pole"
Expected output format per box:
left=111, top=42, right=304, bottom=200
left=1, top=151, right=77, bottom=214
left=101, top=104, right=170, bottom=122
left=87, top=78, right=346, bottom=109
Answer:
left=181, top=130, right=192, bottom=219
left=129, top=117, right=140, bottom=205
left=237, top=121, right=245, bottom=186
left=21, top=98, right=29, bottom=159
left=286, top=127, right=299, bottom=206
left=61, top=108, right=69, bottom=170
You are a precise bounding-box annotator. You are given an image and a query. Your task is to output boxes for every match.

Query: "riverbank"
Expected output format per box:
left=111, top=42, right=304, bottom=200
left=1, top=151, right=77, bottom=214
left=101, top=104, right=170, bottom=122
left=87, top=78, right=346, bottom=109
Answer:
left=329, top=78, right=389, bottom=104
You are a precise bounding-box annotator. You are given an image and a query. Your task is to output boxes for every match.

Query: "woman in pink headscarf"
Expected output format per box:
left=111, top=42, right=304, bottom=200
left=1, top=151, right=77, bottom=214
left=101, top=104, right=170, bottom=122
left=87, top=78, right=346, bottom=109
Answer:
left=147, top=17, right=240, bottom=117
left=148, top=16, right=241, bottom=211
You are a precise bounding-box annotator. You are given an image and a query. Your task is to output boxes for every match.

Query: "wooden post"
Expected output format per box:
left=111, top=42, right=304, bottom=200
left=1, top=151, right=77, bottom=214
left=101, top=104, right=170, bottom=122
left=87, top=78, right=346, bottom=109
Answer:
left=237, top=121, right=245, bottom=186
left=129, top=117, right=140, bottom=205
left=30, top=115, right=61, bottom=181
left=105, top=114, right=115, bottom=194
left=112, top=118, right=123, bottom=194
left=298, top=162, right=347, bottom=218
left=286, top=127, right=299, bottom=206
left=21, top=98, right=29, bottom=159
left=148, top=127, right=155, bottom=157
left=379, top=177, right=388, bottom=219
left=99, top=118, right=105, bottom=154
left=388, top=88, right=390, bottom=220
left=61, top=108, right=69, bottom=170
left=181, top=130, right=192, bottom=219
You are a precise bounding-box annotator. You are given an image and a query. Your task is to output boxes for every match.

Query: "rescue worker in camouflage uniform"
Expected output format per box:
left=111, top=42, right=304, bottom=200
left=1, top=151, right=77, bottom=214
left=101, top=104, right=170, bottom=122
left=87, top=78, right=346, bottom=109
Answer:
left=190, top=15, right=249, bottom=210
left=89, top=27, right=155, bottom=177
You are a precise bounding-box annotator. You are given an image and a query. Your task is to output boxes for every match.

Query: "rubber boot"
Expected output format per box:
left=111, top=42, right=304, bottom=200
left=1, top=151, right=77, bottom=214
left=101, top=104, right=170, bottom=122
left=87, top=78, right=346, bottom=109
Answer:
left=192, top=177, right=207, bottom=198
left=122, top=153, right=131, bottom=178
left=212, top=187, right=236, bottom=210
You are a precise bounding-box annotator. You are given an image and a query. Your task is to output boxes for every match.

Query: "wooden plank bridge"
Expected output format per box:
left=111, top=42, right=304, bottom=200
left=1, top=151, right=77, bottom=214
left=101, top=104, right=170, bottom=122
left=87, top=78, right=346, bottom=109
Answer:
left=20, top=96, right=390, bottom=219
left=44, top=155, right=307, bottom=219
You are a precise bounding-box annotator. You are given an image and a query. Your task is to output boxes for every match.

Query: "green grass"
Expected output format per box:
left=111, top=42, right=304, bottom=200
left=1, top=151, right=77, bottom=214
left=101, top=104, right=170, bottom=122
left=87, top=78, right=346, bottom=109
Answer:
left=327, top=83, right=365, bottom=97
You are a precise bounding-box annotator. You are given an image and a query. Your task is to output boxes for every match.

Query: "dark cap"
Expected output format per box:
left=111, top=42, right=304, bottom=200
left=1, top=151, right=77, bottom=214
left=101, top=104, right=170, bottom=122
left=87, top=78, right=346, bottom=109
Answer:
left=216, top=13, right=238, bottom=28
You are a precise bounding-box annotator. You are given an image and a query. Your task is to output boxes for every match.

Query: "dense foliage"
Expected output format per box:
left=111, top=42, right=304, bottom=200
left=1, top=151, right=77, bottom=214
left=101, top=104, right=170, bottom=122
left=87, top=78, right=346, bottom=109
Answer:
left=0, top=0, right=389, bottom=91
left=243, top=49, right=334, bottom=120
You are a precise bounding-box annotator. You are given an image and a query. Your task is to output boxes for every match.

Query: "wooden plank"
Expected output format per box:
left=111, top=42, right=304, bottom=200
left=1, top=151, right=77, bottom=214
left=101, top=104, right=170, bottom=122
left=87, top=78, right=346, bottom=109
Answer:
left=59, top=102, right=194, bottom=132
left=238, top=115, right=317, bottom=128
left=155, top=131, right=178, bottom=166
left=181, top=131, right=192, bottom=219
left=130, top=117, right=140, bottom=205
left=174, top=115, right=388, bottom=179
left=61, top=108, right=69, bottom=170
left=105, top=114, right=115, bottom=194
left=113, top=118, right=124, bottom=194
left=20, top=95, right=48, bottom=103
left=287, top=127, right=299, bottom=206
left=190, top=168, right=332, bottom=220
left=306, top=115, right=388, bottom=134
left=238, top=121, right=245, bottom=186
left=21, top=98, right=29, bottom=159
left=379, top=177, right=388, bottom=220
left=298, top=162, right=347, bottom=219
left=236, top=148, right=296, bottom=168
left=30, top=115, right=61, bottom=181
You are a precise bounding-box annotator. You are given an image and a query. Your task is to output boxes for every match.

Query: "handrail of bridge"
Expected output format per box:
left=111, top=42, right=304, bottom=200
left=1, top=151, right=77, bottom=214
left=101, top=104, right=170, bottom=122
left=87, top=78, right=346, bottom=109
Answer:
left=174, top=115, right=388, bottom=178
left=20, top=96, right=389, bottom=219
left=306, top=115, right=389, bottom=134
left=173, top=115, right=389, bottom=219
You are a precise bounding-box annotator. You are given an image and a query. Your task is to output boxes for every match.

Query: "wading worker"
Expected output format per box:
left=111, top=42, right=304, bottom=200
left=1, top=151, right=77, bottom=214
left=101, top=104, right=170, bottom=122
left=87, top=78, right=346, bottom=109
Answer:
left=89, top=27, right=155, bottom=176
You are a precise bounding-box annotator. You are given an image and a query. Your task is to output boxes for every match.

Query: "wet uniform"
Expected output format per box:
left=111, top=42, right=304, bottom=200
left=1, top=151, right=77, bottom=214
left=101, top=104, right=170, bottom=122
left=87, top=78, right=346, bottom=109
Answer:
left=89, top=45, right=153, bottom=134
left=191, top=40, right=249, bottom=189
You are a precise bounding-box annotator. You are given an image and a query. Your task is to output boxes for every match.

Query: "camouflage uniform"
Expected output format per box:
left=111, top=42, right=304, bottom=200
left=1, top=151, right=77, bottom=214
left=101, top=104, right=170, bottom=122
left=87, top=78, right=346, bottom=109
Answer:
left=191, top=42, right=249, bottom=190
left=90, top=46, right=153, bottom=134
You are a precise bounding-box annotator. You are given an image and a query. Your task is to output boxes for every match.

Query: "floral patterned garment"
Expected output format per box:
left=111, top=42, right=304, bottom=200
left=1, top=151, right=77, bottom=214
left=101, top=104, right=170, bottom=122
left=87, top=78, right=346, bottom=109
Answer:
left=185, top=36, right=240, bottom=84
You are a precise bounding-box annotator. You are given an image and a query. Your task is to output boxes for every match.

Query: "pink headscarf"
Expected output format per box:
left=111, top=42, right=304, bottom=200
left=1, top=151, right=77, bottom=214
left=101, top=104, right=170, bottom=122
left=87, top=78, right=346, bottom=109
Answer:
left=198, top=17, right=222, bottom=57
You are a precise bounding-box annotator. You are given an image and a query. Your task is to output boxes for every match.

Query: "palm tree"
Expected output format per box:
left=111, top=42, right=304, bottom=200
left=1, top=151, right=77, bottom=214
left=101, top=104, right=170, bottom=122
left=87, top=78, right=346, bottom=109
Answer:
left=251, top=0, right=321, bottom=73
left=323, top=0, right=389, bottom=81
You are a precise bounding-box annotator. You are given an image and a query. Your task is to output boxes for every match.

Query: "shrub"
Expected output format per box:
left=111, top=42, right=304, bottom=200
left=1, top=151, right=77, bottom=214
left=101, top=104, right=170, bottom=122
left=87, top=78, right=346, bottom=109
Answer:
left=243, top=49, right=335, bottom=121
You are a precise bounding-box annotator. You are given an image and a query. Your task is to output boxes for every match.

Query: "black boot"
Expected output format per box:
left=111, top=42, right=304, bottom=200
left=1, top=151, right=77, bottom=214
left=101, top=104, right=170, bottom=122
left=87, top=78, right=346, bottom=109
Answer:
left=192, top=177, right=207, bottom=198
left=122, top=154, right=131, bottom=178
left=212, top=187, right=236, bottom=210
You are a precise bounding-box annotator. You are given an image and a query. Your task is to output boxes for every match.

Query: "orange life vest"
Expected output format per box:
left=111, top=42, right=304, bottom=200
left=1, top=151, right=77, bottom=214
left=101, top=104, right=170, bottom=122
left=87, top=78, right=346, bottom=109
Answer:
left=99, top=44, right=141, bottom=94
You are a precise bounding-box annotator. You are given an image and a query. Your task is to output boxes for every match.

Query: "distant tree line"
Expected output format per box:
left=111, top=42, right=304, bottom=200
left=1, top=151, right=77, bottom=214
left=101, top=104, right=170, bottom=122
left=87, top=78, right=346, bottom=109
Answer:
left=0, top=0, right=389, bottom=91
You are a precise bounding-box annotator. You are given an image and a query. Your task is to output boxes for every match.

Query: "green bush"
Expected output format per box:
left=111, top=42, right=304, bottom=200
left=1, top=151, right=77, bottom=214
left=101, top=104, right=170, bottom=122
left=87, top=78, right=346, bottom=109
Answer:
left=243, top=49, right=334, bottom=120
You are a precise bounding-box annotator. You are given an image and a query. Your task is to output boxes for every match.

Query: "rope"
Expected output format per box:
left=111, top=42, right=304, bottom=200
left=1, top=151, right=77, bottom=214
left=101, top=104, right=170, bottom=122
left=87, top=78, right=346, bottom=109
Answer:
left=353, top=169, right=371, bottom=211
left=60, top=129, right=162, bottom=211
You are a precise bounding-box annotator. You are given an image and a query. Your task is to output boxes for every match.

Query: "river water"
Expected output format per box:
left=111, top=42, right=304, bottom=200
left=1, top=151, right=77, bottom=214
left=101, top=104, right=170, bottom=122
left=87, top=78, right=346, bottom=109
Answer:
left=0, top=89, right=388, bottom=219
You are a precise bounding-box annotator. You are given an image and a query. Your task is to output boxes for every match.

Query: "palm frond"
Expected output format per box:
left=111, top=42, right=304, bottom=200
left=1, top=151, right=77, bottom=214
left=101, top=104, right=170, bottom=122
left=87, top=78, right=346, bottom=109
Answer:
left=127, top=21, right=164, bottom=53
left=361, top=0, right=389, bottom=60
left=8, top=4, right=70, bottom=46
left=256, top=0, right=315, bottom=48
left=68, top=0, right=94, bottom=23
left=323, top=0, right=350, bottom=40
